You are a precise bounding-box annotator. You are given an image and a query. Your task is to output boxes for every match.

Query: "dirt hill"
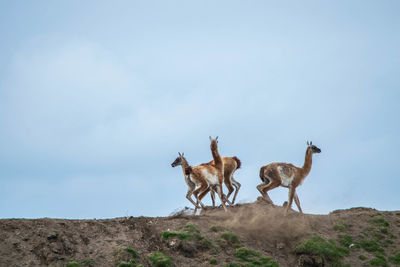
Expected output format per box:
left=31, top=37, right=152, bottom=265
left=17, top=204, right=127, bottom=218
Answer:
left=1, top=199, right=399, bottom=267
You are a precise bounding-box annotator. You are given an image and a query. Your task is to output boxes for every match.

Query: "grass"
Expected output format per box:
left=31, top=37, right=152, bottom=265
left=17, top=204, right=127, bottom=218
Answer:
left=333, top=222, right=352, bottom=231
left=359, top=240, right=384, bottom=253
left=370, top=253, right=388, bottom=267
left=295, top=236, right=349, bottom=265
left=337, top=234, right=353, bottom=248
left=125, top=248, right=139, bottom=258
left=162, top=224, right=201, bottom=241
left=148, top=252, right=172, bottom=267
left=118, top=260, right=136, bottom=267
left=220, top=231, right=240, bottom=247
left=66, top=260, right=94, bottom=267
left=369, top=217, right=390, bottom=227
left=389, top=253, right=400, bottom=265
left=359, top=254, right=367, bottom=260
left=66, top=261, right=82, bottom=267
left=210, top=258, right=218, bottom=265
left=229, top=248, right=279, bottom=267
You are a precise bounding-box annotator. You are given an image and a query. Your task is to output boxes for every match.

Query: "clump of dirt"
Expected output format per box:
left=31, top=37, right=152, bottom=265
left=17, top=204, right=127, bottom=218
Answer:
left=0, top=200, right=399, bottom=266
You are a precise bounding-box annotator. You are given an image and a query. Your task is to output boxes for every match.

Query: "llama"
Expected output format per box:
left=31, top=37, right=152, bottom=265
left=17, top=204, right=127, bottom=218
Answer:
left=209, top=156, right=242, bottom=205
left=171, top=152, right=199, bottom=208
left=170, top=137, right=228, bottom=214
left=257, top=141, right=321, bottom=214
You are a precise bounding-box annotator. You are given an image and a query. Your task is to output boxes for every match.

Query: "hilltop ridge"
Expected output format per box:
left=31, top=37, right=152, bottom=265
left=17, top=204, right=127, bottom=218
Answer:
left=1, top=199, right=399, bottom=266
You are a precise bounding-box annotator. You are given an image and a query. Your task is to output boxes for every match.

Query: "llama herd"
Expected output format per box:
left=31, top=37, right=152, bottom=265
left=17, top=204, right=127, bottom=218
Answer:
left=171, top=136, right=321, bottom=215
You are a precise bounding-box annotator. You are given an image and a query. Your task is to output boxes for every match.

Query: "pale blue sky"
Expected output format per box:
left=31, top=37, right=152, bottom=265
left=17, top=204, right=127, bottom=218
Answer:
left=0, top=1, right=399, bottom=219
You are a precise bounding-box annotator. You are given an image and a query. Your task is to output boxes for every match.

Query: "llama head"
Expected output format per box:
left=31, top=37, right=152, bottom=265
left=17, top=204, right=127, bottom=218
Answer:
left=171, top=152, right=186, bottom=167
left=307, top=141, right=321, bottom=154
left=209, top=136, right=219, bottom=149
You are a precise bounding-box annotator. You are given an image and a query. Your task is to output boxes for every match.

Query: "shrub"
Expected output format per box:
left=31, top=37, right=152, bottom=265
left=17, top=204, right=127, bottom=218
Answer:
left=369, top=217, right=390, bottom=227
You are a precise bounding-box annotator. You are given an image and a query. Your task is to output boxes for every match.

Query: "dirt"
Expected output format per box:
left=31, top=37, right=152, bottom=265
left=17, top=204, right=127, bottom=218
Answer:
left=1, top=199, right=399, bottom=266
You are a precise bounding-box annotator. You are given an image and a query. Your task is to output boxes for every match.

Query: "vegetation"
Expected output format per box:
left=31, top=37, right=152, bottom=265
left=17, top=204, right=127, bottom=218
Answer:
left=337, top=234, right=353, bottom=248
left=333, top=222, right=352, bottom=231
left=223, top=247, right=279, bottom=267
left=148, top=252, right=172, bottom=267
left=389, top=253, right=400, bottom=265
left=295, top=236, right=349, bottom=265
left=359, top=240, right=384, bottom=253
left=66, top=260, right=94, bottom=267
left=220, top=231, right=241, bottom=247
left=358, top=254, right=367, bottom=260
left=370, top=253, right=388, bottom=266
left=210, top=258, right=218, bottom=265
left=124, top=248, right=139, bottom=259
left=118, top=260, right=136, bottom=267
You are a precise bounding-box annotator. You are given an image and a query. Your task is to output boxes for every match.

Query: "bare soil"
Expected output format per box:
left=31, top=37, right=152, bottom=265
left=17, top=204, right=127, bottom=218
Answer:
left=1, top=199, right=399, bottom=266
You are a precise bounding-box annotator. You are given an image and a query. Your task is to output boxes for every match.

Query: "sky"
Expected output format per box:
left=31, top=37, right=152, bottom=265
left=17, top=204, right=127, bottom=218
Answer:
left=0, top=1, right=399, bottom=219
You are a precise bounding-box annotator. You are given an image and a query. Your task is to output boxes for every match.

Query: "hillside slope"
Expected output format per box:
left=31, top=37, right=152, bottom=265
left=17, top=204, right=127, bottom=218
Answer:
left=1, top=199, right=399, bottom=267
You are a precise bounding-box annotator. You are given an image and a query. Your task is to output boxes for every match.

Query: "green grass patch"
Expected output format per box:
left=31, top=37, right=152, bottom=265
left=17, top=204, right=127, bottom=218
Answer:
left=369, top=217, right=390, bottom=227
left=359, top=254, right=367, bottom=260
left=370, top=253, right=388, bottom=266
left=124, top=248, right=139, bottom=258
left=338, top=234, right=353, bottom=248
left=66, top=261, right=82, bottom=267
left=210, top=258, right=218, bottom=265
left=389, top=253, right=400, bottom=264
left=148, top=252, right=172, bottom=267
left=220, top=231, right=240, bottom=247
left=230, top=247, right=279, bottom=267
left=359, top=240, right=384, bottom=253
left=333, top=222, right=352, bottom=231
left=118, top=260, right=136, bottom=267
left=295, top=236, right=349, bottom=265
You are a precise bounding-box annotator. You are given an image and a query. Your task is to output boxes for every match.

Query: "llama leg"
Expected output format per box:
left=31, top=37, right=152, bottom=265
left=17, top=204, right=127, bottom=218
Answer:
left=216, top=183, right=228, bottom=212
left=193, top=184, right=208, bottom=214
left=186, top=185, right=198, bottom=208
left=294, top=192, right=303, bottom=213
left=231, top=177, right=241, bottom=204
left=225, top=176, right=235, bottom=201
left=210, top=188, right=216, bottom=208
left=285, top=187, right=296, bottom=215
left=257, top=180, right=279, bottom=204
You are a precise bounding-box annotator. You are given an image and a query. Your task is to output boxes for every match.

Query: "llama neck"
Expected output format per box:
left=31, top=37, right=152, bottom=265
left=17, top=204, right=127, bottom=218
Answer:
left=301, top=148, right=313, bottom=176
left=211, top=143, right=223, bottom=169
left=180, top=159, right=190, bottom=176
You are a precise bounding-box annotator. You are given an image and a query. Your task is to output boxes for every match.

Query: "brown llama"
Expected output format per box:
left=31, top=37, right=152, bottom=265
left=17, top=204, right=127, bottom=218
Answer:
left=257, top=141, right=321, bottom=215
left=209, top=156, right=241, bottom=205
left=171, top=137, right=228, bottom=214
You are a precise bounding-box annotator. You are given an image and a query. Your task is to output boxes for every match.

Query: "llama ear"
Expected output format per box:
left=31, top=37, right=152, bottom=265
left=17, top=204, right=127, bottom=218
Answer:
left=182, top=152, right=184, bottom=157
left=310, top=141, right=313, bottom=145
left=307, top=141, right=309, bottom=146
left=178, top=152, right=181, bottom=156
left=209, top=136, right=212, bottom=141
left=216, top=136, right=218, bottom=141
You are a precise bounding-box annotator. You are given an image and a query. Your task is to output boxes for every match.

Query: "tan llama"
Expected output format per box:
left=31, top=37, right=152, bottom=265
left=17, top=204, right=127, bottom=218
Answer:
left=170, top=136, right=228, bottom=214
left=257, top=141, right=321, bottom=214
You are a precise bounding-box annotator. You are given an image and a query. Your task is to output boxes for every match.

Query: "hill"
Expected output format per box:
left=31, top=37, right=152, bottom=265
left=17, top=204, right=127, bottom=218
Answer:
left=1, top=199, right=399, bottom=266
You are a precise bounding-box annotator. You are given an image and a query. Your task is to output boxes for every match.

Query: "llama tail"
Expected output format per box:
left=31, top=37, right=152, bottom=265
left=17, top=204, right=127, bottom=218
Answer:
left=259, top=166, right=267, bottom=182
left=232, top=156, right=241, bottom=170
